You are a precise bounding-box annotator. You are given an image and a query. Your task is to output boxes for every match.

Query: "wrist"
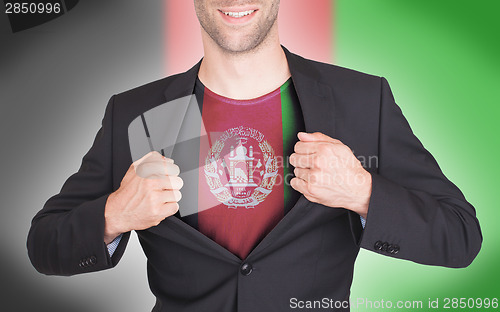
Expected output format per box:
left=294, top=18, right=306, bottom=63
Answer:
left=104, top=193, right=126, bottom=244
left=349, top=171, right=372, bottom=218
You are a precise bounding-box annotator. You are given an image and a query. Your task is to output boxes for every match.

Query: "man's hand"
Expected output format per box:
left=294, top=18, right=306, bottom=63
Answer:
left=103, top=151, right=183, bottom=244
left=289, top=132, right=371, bottom=219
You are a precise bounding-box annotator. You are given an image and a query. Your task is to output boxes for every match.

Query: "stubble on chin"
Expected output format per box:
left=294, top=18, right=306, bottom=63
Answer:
left=195, top=1, right=280, bottom=55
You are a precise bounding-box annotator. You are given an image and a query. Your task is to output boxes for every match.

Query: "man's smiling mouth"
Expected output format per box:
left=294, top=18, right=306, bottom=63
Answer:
left=220, top=10, right=257, bottom=18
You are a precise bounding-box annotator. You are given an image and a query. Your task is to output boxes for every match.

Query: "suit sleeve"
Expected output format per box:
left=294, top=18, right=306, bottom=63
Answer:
left=356, top=77, right=482, bottom=268
left=27, top=96, right=131, bottom=276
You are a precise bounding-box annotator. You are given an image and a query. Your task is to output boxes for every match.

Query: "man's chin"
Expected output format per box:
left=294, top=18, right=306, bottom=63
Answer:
left=215, top=35, right=267, bottom=55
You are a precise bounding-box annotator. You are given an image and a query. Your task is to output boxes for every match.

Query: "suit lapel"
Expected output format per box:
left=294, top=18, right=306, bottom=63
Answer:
left=128, top=62, right=202, bottom=162
left=284, top=47, right=336, bottom=137
left=163, top=61, right=201, bottom=102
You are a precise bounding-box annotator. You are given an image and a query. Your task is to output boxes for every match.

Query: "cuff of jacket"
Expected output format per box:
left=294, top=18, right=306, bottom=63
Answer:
left=72, top=194, right=131, bottom=272
left=69, top=194, right=115, bottom=274
left=356, top=173, right=403, bottom=257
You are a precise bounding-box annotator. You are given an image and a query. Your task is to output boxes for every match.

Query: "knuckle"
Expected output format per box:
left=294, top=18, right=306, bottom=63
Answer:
left=308, top=169, right=317, bottom=180
left=140, top=175, right=153, bottom=183
left=137, top=162, right=152, bottom=171
left=150, top=204, right=161, bottom=216
left=294, top=156, right=305, bottom=168
left=166, top=163, right=180, bottom=176
left=162, top=190, right=174, bottom=202
left=136, top=163, right=155, bottom=178
left=173, top=190, right=182, bottom=202
left=166, top=202, right=179, bottom=215
left=339, top=145, right=352, bottom=156
left=141, top=177, right=157, bottom=189
left=163, top=190, right=174, bottom=203
left=325, top=144, right=337, bottom=156
left=312, top=156, right=322, bottom=168
left=317, top=144, right=329, bottom=154
left=306, top=183, right=317, bottom=197
left=163, top=176, right=174, bottom=189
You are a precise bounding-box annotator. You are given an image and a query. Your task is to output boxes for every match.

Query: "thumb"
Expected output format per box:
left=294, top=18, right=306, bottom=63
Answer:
left=128, top=151, right=173, bottom=177
left=134, top=151, right=160, bottom=166
left=297, top=132, right=340, bottom=143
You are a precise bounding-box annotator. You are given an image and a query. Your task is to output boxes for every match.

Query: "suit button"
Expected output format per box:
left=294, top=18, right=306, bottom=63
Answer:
left=387, top=244, right=395, bottom=254
left=374, top=241, right=383, bottom=250
left=89, top=256, right=97, bottom=265
left=79, top=259, right=87, bottom=267
left=393, top=245, right=400, bottom=254
left=240, top=263, right=253, bottom=276
left=381, top=242, right=388, bottom=252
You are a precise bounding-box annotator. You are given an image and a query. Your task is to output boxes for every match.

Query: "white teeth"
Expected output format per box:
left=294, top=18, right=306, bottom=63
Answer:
left=222, top=10, right=255, bottom=18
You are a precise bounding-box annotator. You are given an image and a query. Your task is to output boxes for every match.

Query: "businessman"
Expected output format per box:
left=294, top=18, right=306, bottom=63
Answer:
left=28, top=1, right=482, bottom=311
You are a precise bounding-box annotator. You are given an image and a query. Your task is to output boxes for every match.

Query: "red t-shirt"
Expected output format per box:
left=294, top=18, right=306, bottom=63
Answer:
left=195, top=77, right=304, bottom=259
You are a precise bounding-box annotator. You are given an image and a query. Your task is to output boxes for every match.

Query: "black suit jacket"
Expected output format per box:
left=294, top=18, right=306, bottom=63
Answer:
left=27, top=47, right=482, bottom=312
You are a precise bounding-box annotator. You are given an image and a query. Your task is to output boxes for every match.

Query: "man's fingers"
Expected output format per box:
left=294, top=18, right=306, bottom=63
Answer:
left=164, top=163, right=180, bottom=176
left=290, top=177, right=313, bottom=197
left=293, top=167, right=310, bottom=181
left=294, top=140, right=344, bottom=155
left=297, top=132, right=342, bottom=144
left=294, top=167, right=323, bottom=185
left=149, top=176, right=183, bottom=191
left=157, top=190, right=182, bottom=203
left=134, top=151, right=161, bottom=166
left=162, top=202, right=180, bottom=217
left=289, top=153, right=316, bottom=168
left=294, top=141, right=316, bottom=154
left=290, top=177, right=319, bottom=203
left=136, top=161, right=180, bottom=178
left=294, top=141, right=332, bottom=154
left=161, top=176, right=184, bottom=190
left=290, top=176, right=305, bottom=191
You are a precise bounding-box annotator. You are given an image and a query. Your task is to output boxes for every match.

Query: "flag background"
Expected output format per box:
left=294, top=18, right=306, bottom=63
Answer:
left=0, top=0, right=498, bottom=311
left=336, top=1, right=499, bottom=308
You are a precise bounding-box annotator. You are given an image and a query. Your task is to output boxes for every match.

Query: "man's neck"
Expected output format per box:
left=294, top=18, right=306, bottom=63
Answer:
left=198, top=31, right=291, bottom=100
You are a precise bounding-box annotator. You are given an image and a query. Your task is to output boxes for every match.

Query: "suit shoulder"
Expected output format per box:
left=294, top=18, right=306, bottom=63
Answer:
left=294, top=53, right=382, bottom=87
left=317, top=61, right=383, bottom=97
left=319, top=61, right=380, bottom=84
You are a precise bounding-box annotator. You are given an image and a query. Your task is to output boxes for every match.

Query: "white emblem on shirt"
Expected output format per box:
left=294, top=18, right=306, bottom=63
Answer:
left=204, top=126, right=278, bottom=209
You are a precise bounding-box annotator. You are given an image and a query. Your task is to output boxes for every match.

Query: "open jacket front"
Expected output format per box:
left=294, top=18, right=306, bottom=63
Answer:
left=28, top=47, right=482, bottom=312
